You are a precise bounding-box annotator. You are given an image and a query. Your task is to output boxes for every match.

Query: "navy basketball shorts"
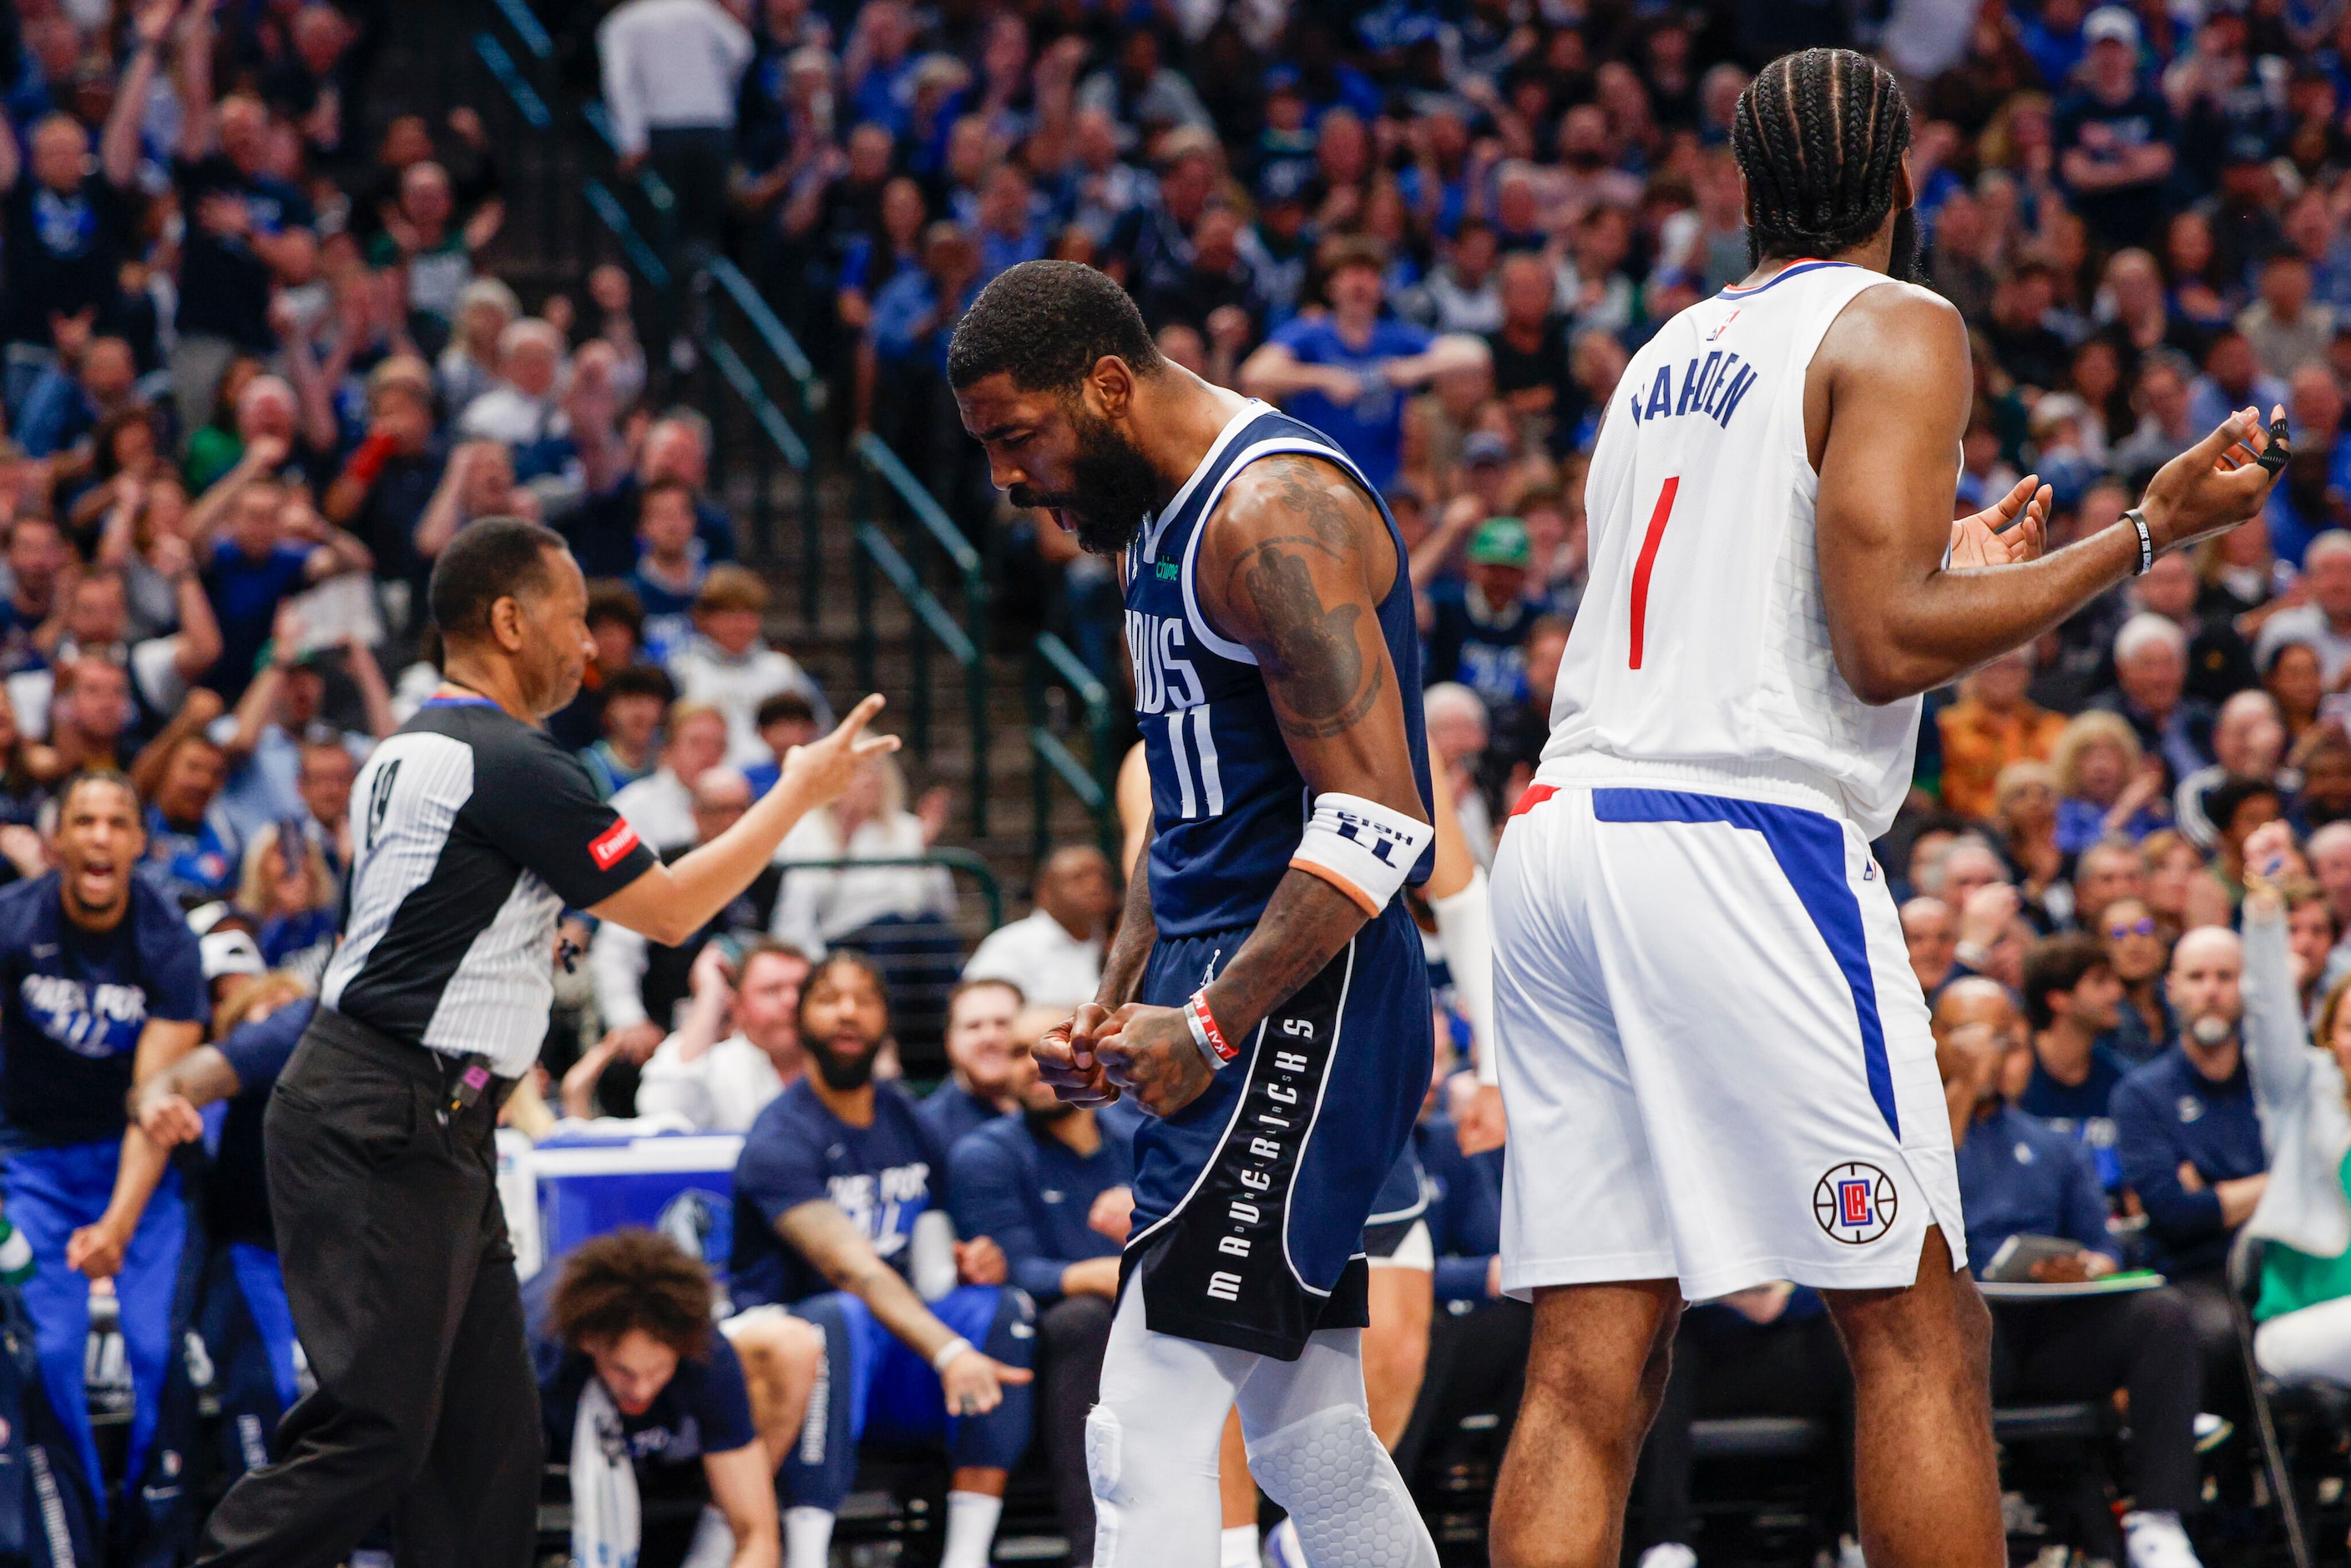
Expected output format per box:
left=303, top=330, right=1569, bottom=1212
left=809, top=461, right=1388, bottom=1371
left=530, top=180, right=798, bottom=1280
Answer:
left=1120, top=901, right=1433, bottom=1360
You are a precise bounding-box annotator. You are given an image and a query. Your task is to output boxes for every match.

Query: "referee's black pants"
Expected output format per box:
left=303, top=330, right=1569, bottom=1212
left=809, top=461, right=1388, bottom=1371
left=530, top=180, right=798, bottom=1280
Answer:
left=197, top=1009, right=539, bottom=1567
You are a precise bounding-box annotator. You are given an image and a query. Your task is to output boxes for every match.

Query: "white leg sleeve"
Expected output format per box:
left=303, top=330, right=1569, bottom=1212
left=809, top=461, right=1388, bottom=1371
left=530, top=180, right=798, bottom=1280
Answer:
left=1235, top=1328, right=1438, bottom=1568
left=1089, top=1282, right=1252, bottom=1566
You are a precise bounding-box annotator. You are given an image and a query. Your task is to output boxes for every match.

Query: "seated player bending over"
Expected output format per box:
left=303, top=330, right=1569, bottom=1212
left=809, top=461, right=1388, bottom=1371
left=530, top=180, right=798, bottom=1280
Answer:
left=535, top=1227, right=823, bottom=1568
left=727, top=951, right=1034, bottom=1568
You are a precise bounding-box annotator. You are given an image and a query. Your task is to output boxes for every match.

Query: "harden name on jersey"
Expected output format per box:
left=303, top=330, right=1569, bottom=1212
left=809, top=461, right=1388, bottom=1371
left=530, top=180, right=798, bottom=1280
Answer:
left=1622, top=343, right=1762, bottom=431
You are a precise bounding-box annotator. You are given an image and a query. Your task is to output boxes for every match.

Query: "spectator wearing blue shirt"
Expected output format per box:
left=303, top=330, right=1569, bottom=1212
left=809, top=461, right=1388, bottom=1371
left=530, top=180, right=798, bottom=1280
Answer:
left=1238, top=235, right=1489, bottom=493
left=139, top=730, right=243, bottom=908
left=2113, top=928, right=2271, bottom=1281
left=971, top=164, right=1048, bottom=285
left=866, top=221, right=984, bottom=378
left=919, top=977, right=1025, bottom=1152
left=1936, top=981, right=2205, bottom=1560
left=2111, top=926, right=2270, bottom=1449
left=195, top=473, right=373, bottom=705
left=949, top=1009, right=1141, bottom=1568
left=2020, top=933, right=2132, bottom=1193
left=0, top=772, right=208, bottom=1560
left=1425, top=517, right=1549, bottom=708
left=129, top=959, right=313, bottom=1490
left=13, top=336, right=137, bottom=459
left=626, top=480, right=710, bottom=665
left=729, top=953, right=1034, bottom=1568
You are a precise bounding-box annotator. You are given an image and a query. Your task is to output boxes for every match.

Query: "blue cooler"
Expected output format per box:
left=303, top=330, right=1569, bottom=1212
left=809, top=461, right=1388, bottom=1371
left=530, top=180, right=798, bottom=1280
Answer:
left=528, top=1131, right=745, bottom=1282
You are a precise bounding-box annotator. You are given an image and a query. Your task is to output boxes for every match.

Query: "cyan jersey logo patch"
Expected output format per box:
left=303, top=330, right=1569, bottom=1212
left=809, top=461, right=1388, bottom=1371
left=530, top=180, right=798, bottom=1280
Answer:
left=21, top=974, right=148, bottom=1059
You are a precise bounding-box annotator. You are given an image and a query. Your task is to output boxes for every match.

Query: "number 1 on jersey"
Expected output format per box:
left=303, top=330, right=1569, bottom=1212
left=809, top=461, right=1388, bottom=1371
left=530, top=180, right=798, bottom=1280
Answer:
left=1628, top=476, right=1680, bottom=670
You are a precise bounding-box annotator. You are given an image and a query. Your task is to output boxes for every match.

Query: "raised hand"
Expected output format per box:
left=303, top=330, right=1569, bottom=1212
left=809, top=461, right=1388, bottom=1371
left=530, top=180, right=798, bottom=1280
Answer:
left=777, top=693, right=900, bottom=807
left=2144, top=404, right=2288, bottom=554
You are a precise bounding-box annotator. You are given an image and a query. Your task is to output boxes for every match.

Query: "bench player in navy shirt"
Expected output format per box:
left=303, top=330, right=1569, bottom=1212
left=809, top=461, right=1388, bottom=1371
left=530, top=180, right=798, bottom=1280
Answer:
left=950, top=1006, right=1143, bottom=1567
left=0, top=769, right=208, bottom=1559
left=953, top=261, right=1443, bottom=1563
left=532, top=1231, right=784, bottom=1568
left=131, top=953, right=315, bottom=1490
left=731, top=952, right=1034, bottom=1568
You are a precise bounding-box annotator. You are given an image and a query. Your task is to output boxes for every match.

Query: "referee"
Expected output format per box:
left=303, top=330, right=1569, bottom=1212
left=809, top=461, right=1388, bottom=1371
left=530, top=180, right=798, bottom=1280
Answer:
left=198, top=518, right=896, bottom=1567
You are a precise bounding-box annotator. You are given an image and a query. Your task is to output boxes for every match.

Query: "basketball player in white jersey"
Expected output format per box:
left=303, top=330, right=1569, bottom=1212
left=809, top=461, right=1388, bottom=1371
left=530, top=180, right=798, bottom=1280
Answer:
left=1487, top=49, right=2284, bottom=1568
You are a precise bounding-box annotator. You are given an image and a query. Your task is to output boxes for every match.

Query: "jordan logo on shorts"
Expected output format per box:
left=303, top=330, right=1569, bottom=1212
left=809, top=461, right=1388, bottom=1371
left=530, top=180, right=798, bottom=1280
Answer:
left=1813, top=1161, right=1898, bottom=1245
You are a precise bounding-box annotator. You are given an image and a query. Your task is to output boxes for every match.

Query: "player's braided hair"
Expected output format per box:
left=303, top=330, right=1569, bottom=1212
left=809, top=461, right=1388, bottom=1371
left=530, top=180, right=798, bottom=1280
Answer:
left=1732, top=48, right=1912, bottom=263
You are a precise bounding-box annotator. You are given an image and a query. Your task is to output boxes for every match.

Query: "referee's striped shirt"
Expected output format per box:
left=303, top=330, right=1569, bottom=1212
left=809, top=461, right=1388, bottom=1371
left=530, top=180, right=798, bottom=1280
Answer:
left=321, top=695, right=658, bottom=1075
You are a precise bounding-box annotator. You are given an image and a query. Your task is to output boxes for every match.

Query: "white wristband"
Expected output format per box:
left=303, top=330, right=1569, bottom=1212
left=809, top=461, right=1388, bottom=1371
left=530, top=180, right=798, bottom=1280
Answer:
left=931, top=1336, right=973, bottom=1373
left=1290, top=792, right=1437, bottom=915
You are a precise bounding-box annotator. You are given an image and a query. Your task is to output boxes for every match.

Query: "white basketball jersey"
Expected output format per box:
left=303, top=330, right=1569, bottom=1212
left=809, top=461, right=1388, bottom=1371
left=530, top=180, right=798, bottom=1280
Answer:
left=1538, top=260, right=1919, bottom=837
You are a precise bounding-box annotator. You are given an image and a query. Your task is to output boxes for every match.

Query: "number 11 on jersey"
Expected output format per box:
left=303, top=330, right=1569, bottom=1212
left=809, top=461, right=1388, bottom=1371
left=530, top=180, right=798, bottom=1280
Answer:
left=1627, top=477, right=1680, bottom=670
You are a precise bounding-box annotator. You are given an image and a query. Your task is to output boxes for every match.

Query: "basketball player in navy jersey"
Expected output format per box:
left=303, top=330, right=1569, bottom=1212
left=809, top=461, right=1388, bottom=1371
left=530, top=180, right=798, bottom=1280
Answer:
left=952, top=260, right=1455, bottom=1565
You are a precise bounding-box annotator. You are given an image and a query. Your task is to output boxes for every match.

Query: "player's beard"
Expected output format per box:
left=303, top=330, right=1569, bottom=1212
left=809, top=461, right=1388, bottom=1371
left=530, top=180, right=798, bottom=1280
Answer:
left=1012, top=406, right=1163, bottom=557
left=813, top=1033, right=884, bottom=1091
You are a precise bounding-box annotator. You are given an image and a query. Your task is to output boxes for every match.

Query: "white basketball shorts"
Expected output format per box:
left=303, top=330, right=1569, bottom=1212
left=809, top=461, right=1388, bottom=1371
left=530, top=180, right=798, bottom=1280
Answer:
left=1490, top=781, right=1964, bottom=1300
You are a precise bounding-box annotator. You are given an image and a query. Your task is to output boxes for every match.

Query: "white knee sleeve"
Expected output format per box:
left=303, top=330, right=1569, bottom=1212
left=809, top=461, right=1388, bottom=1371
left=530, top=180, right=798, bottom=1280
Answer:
left=1245, top=1406, right=1438, bottom=1568
left=1084, top=1404, right=1126, bottom=1560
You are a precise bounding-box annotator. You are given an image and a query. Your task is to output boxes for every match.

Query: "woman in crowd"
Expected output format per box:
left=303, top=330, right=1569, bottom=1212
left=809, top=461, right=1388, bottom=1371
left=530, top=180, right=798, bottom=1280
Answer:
left=2054, top=711, right=2171, bottom=855
left=2097, top=893, right=2177, bottom=1064
left=236, top=823, right=341, bottom=983
left=1992, top=761, right=2070, bottom=925
left=2263, top=640, right=2325, bottom=748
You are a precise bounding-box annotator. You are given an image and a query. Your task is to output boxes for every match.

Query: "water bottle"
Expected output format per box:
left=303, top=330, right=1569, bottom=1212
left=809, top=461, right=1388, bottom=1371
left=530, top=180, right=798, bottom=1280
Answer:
left=0, top=1217, right=32, bottom=1288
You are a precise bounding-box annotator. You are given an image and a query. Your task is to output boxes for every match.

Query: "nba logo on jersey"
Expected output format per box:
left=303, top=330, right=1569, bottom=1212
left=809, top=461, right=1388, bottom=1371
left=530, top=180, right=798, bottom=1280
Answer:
left=1813, top=1162, right=1898, bottom=1244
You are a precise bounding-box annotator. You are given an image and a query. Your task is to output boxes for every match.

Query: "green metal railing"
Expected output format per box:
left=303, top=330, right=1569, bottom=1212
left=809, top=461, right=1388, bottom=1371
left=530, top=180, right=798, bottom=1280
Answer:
left=852, top=432, right=990, bottom=836
left=1027, top=632, right=1119, bottom=865
left=704, top=259, right=824, bottom=616
left=475, top=0, right=826, bottom=620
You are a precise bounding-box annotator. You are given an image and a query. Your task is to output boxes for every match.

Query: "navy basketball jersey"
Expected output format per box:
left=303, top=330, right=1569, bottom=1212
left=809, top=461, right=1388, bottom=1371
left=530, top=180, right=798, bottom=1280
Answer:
left=1124, top=400, right=1434, bottom=937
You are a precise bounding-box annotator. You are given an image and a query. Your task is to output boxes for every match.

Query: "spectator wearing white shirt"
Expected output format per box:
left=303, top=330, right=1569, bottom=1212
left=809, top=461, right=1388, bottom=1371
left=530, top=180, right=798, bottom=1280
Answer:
left=456, top=319, right=579, bottom=501
left=961, top=846, right=1115, bottom=1014
left=597, top=0, right=752, bottom=265
left=588, top=766, right=777, bottom=1105
left=2256, top=531, right=2351, bottom=686
left=768, top=753, right=954, bottom=958
left=611, top=701, right=731, bottom=848
left=666, top=566, right=829, bottom=767
left=629, top=938, right=811, bottom=1132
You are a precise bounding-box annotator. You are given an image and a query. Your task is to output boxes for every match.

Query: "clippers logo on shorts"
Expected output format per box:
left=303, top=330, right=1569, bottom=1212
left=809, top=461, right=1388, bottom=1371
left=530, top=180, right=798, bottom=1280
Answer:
left=589, top=817, right=642, bottom=872
left=1813, top=1161, right=1898, bottom=1245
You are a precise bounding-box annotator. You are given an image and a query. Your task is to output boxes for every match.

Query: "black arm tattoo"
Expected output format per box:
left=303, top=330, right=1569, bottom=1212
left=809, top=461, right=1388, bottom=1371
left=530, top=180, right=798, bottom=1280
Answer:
left=1231, top=539, right=1385, bottom=739
left=1258, top=455, right=1365, bottom=550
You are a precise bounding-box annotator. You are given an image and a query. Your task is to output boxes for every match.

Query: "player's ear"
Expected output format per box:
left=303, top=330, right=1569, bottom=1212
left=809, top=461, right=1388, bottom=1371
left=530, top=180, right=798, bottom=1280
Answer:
left=1089, top=354, right=1136, bottom=421
left=1895, top=155, right=1915, bottom=212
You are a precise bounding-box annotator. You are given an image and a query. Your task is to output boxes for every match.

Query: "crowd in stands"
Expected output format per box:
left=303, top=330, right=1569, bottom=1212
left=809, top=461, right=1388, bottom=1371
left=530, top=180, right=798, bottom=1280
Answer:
left=39, top=0, right=2351, bottom=1560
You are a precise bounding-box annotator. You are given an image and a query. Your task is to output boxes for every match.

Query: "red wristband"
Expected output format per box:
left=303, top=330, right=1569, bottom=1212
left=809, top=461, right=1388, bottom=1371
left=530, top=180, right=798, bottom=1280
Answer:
left=1187, top=990, right=1236, bottom=1064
